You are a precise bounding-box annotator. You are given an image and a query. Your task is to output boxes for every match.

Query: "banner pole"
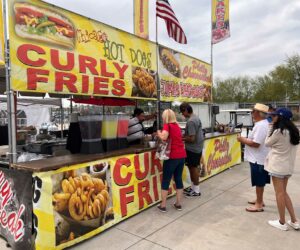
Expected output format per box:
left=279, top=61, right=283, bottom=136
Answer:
left=133, top=0, right=135, bottom=34
left=3, top=0, right=17, bottom=163
left=210, top=1, right=214, bottom=132
left=155, top=1, right=161, bottom=129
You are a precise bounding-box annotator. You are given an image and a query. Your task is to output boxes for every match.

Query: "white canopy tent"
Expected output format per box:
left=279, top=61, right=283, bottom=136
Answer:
left=0, top=96, right=62, bottom=128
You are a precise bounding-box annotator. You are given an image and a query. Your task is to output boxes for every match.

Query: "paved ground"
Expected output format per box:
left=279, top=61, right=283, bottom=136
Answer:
left=1, top=147, right=299, bottom=250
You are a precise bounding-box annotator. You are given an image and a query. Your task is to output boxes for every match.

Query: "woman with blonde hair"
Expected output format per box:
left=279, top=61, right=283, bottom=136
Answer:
left=157, top=109, right=186, bottom=212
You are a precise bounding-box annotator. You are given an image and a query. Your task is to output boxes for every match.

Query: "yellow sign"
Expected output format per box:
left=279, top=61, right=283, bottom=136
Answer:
left=33, top=151, right=189, bottom=249
left=159, top=46, right=212, bottom=103
left=201, top=133, right=241, bottom=180
left=134, top=0, right=149, bottom=39
left=0, top=0, right=4, bottom=66
left=212, top=0, right=230, bottom=44
left=8, top=0, right=157, bottom=99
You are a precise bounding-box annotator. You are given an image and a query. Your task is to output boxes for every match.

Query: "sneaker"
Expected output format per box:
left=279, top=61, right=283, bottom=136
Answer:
left=268, top=220, right=288, bottom=231
left=173, top=203, right=182, bottom=211
left=287, top=220, right=300, bottom=230
left=183, top=187, right=192, bottom=194
left=185, top=191, right=201, bottom=198
left=157, top=205, right=167, bottom=213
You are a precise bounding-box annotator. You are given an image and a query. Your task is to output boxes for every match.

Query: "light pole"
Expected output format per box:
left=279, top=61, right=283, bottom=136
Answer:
left=285, top=84, right=288, bottom=108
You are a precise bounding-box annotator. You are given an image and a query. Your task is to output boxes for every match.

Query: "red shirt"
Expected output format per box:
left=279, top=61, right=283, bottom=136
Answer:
left=163, top=123, right=186, bottom=159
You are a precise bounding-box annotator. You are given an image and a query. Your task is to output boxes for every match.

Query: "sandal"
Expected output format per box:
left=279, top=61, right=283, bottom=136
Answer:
left=248, top=201, right=265, bottom=207
left=246, top=206, right=264, bottom=212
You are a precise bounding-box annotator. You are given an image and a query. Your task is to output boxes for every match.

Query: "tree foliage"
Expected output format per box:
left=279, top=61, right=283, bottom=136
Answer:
left=213, top=54, right=300, bottom=103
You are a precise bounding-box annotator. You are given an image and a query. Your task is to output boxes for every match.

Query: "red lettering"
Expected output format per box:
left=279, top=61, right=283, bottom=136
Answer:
left=137, top=180, right=153, bottom=209
left=119, top=186, right=134, bottom=217
left=152, top=176, right=159, bottom=201
left=50, top=49, right=75, bottom=71
left=134, top=153, right=149, bottom=180
left=100, top=59, right=114, bottom=78
left=93, top=77, right=109, bottom=95
left=13, top=205, right=25, bottom=242
left=17, top=44, right=46, bottom=67
left=113, top=62, right=128, bottom=79
left=79, top=55, right=98, bottom=75
left=0, top=210, right=7, bottom=227
left=7, top=213, right=16, bottom=232
left=27, top=68, right=49, bottom=90
left=55, top=72, right=78, bottom=93
left=113, top=158, right=132, bottom=186
left=112, top=79, right=125, bottom=96
left=0, top=181, right=13, bottom=208
left=150, top=151, right=162, bottom=175
left=81, top=75, right=89, bottom=93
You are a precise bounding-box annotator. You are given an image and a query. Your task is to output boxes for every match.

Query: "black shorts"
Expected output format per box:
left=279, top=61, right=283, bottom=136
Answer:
left=185, top=150, right=202, bottom=168
left=250, top=162, right=270, bottom=187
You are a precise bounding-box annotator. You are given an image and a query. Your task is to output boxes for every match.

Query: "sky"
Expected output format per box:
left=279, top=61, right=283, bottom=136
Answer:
left=44, top=0, right=300, bottom=79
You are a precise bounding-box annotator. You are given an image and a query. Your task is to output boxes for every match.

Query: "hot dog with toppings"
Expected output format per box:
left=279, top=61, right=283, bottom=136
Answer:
left=14, top=2, right=75, bottom=49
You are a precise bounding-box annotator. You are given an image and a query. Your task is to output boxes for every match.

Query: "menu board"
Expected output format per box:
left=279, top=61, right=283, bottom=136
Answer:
left=159, top=45, right=212, bottom=103
left=8, top=0, right=157, bottom=100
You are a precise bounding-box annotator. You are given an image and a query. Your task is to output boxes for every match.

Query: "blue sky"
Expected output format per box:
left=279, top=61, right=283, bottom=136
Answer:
left=45, top=0, right=300, bottom=79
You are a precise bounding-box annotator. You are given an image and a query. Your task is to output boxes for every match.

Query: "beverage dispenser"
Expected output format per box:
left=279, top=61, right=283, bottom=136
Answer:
left=117, top=115, right=129, bottom=149
left=101, top=115, right=118, bottom=152
left=78, top=115, right=103, bottom=154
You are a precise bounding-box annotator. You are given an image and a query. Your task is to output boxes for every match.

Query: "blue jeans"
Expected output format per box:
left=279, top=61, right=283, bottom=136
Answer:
left=161, top=158, right=185, bottom=190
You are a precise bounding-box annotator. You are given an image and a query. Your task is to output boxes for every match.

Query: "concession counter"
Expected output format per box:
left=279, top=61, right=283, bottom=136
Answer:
left=0, top=132, right=241, bottom=249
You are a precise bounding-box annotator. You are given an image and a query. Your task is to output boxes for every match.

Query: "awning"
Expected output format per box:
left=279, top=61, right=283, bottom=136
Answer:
left=71, top=97, right=135, bottom=106
left=0, top=96, right=62, bottom=106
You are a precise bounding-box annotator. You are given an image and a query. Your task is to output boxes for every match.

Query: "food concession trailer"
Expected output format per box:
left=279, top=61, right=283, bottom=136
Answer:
left=0, top=0, right=241, bottom=249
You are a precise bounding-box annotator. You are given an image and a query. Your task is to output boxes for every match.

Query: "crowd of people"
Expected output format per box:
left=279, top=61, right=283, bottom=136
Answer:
left=140, top=102, right=299, bottom=232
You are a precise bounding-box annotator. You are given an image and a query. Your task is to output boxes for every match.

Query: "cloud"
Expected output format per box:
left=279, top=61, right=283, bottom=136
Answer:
left=44, top=0, right=300, bottom=79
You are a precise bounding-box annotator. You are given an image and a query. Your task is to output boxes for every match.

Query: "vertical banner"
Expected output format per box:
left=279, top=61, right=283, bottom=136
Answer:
left=134, top=0, right=149, bottom=39
left=0, top=0, right=5, bottom=66
left=212, top=0, right=230, bottom=44
left=0, top=169, right=33, bottom=250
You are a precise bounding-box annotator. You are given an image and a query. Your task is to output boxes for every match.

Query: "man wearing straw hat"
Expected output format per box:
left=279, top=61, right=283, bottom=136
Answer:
left=237, top=103, right=270, bottom=212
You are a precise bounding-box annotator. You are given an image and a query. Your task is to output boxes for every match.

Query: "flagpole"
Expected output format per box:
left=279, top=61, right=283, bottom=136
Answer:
left=3, top=0, right=17, bottom=163
left=210, top=0, right=215, bottom=132
left=155, top=1, right=161, bottom=129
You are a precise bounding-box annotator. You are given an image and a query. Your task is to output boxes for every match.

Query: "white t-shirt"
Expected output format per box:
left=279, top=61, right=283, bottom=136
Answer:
left=127, top=117, right=144, bottom=142
left=244, top=119, right=269, bottom=165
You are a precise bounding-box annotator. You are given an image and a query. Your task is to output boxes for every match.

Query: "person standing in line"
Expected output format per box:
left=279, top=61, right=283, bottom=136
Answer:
left=237, top=103, right=270, bottom=212
left=179, top=102, right=204, bottom=197
left=156, top=109, right=187, bottom=212
left=265, top=108, right=299, bottom=231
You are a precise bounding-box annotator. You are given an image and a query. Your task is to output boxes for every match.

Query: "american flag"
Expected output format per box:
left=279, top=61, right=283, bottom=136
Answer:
left=156, top=0, right=187, bottom=44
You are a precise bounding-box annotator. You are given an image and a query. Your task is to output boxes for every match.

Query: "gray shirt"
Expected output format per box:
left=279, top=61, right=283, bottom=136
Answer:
left=185, top=114, right=204, bottom=153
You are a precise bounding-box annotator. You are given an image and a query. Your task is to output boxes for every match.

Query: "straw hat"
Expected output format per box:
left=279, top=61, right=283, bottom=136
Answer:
left=253, top=103, right=269, bottom=113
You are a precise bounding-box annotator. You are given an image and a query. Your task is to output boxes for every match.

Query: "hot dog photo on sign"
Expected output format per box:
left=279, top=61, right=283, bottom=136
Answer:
left=159, top=47, right=181, bottom=78
left=13, top=2, right=75, bottom=49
